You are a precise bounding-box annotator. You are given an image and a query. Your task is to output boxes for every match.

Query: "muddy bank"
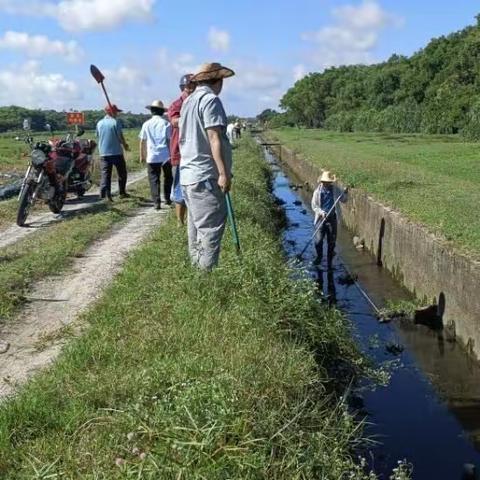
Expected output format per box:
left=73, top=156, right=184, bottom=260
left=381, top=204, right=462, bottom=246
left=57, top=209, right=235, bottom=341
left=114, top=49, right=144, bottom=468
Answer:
left=266, top=141, right=480, bottom=360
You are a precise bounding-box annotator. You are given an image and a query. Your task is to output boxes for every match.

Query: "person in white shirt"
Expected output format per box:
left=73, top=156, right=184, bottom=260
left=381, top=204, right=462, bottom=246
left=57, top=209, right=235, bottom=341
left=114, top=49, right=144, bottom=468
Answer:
left=139, top=100, right=172, bottom=210
left=311, top=171, right=337, bottom=268
left=226, top=123, right=235, bottom=144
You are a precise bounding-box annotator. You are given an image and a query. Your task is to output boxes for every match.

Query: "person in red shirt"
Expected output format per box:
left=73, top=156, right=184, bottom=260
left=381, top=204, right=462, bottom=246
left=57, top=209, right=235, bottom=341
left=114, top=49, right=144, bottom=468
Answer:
left=168, top=74, right=196, bottom=226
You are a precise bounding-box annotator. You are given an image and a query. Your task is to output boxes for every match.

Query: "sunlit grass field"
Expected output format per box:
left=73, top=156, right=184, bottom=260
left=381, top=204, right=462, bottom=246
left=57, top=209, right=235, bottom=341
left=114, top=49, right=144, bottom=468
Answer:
left=270, top=128, right=480, bottom=259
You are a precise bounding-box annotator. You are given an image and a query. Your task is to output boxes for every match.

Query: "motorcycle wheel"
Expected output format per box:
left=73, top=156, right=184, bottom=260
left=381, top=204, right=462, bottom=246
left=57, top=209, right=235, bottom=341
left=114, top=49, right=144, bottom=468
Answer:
left=16, top=182, right=35, bottom=227
left=48, top=184, right=66, bottom=214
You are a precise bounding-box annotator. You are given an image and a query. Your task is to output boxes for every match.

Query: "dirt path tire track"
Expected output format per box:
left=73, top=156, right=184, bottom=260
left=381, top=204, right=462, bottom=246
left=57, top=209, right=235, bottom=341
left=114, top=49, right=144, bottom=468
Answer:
left=0, top=170, right=147, bottom=250
left=0, top=204, right=168, bottom=398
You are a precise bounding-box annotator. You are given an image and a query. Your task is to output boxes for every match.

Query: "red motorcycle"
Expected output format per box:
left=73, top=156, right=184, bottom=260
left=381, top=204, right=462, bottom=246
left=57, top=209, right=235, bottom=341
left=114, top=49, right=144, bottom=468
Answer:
left=16, top=128, right=97, bottom=227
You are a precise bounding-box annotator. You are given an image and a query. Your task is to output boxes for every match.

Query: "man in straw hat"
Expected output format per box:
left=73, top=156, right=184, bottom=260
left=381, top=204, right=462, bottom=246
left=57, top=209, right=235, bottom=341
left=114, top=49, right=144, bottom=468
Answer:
left=311, top=171, right=338, bottom=268
left=179, top=62, right=234, bottom=270
left=96, top=104, right=130, bottom=201
left=168, top=74, right=196, bottom=225
left=139, top=100, right=172, bottom=209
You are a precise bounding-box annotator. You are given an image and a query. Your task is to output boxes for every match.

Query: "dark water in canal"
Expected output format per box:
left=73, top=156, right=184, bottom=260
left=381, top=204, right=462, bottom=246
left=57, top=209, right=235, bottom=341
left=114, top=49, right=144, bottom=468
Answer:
left=263, top=145, right=480, bottom=479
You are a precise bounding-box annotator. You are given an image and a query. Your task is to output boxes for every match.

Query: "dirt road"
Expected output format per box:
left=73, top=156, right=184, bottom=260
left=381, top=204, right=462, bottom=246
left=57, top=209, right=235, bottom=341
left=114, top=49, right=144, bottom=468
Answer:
left=0, top=170, right=147, bottom=250
left=0, top=203, right=168, bottom=398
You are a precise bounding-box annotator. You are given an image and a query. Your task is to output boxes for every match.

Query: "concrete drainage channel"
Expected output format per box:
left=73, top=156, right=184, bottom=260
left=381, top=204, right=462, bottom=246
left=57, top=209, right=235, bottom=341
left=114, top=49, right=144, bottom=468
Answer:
left=263, top=145, right=480, bottom=479
left=268, top=143, right=480, bottom=361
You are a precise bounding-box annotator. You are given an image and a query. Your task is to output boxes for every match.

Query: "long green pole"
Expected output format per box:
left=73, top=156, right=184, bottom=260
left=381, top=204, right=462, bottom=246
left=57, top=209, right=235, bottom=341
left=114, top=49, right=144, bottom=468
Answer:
left=226, top=192, right=241, bottom=254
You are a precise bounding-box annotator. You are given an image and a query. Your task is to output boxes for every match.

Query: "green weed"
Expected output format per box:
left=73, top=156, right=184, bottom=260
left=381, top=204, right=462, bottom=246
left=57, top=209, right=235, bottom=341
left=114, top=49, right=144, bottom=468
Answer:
left=0, top=139, right=384, bottom=479
left=0, top=181, right=151, bottom=321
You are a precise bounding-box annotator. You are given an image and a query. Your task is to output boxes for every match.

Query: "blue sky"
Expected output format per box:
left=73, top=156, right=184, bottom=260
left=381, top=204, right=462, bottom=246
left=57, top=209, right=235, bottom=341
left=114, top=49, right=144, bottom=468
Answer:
left=0, top=0, right=478, bottom=116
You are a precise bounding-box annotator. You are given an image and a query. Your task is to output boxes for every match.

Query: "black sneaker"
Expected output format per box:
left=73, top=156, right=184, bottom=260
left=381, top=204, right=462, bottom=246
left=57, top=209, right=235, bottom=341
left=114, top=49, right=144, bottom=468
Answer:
left=155, top=202, right=161, bottom=210
left=119, top=192, right=130, bottom=199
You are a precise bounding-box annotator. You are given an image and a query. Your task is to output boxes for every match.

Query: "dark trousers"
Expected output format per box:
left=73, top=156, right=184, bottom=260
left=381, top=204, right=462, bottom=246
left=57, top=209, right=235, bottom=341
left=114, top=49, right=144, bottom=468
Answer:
left=100, top=155, right=127, bottom=197
left=315, top=216, right=337, bottom=266
left=148, top=162, right=173, bottom=205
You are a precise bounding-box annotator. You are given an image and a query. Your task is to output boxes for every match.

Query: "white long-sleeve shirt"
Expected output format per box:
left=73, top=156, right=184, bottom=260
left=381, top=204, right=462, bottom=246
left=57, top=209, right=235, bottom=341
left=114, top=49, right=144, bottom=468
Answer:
left=311, top=185, right=336, bottom=224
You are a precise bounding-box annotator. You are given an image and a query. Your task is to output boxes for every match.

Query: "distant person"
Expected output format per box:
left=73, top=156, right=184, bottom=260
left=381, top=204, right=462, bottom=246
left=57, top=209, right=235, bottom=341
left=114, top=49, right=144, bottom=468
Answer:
left=168, top=74, right=196, bottom=224
left=311, top=171, right=337, bottom=268
left=139, top=100, right=172, bottom=210
left=226, top=122, right=235, bottom=144
left=179, top=62, right=235, bottom=270
left=234, top=120, right=242, bottom=139
left=96, top=104, right=130, bottom=201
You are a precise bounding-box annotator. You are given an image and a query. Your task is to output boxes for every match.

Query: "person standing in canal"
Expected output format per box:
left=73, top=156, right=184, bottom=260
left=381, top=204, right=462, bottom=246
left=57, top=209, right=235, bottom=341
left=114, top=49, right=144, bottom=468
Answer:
left=96, top=104, right=130, bottom=201
left=168, top=74, right=196, bottom=225
left=311, top=171, right=337, bottom=268
left=179, top=62, right=235, bottom=270
left=139, top=100, right=172, bottom=210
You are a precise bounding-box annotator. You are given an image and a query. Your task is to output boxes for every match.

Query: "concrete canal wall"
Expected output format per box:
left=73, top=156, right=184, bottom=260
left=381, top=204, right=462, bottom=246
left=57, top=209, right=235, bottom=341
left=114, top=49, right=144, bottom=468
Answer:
left=267, top=142, right=480, bottom=360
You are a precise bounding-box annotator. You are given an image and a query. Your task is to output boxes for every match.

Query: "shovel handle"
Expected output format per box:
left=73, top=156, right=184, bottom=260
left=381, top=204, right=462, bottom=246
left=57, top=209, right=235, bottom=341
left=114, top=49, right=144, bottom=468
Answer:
left=226, top=192, right=241, bottom=254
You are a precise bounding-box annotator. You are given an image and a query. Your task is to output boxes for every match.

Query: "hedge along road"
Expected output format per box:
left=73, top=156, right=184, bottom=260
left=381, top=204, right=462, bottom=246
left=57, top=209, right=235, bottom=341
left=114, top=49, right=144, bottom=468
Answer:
left=269, top=128, right=480, bottom=260
left=0, top=139, right=391, bottom=479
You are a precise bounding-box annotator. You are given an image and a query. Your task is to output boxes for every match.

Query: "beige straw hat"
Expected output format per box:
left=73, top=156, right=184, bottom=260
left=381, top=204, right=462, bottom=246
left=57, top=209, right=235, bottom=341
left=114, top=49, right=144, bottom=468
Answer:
left=192, top=62, right=235, bottom=82
left=318, top=171, right=336, bottom=183
left=146, top=100, right=167, bottom=110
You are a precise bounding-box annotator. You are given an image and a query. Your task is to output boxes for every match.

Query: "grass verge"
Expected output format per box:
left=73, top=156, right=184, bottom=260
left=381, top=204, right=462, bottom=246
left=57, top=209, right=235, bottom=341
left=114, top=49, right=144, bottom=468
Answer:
left=0, top=139, right=382, bottom=479
left=269, top=128, right=480, bottom=259
left=0, top=180, right=151, bottom=321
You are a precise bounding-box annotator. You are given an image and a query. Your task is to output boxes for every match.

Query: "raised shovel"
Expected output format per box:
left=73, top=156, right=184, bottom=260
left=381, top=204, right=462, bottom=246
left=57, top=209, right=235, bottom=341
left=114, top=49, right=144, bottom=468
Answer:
left=90, top=64, right=113, bottom=109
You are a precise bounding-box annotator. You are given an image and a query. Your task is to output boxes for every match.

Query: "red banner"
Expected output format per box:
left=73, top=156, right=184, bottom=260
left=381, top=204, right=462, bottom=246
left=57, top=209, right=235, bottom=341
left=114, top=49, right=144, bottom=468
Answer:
left=67, top=112, right=85, bottom=125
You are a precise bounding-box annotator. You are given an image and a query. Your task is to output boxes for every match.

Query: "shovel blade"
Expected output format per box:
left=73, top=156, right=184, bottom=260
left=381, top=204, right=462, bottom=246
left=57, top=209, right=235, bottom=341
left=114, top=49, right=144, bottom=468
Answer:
left=90, top=64, right=105, bottom=83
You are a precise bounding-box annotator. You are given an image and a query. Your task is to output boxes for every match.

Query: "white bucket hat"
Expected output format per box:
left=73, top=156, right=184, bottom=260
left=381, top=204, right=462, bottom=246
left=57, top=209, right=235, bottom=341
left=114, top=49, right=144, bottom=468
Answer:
left=146, top=100, right=167, bottom=110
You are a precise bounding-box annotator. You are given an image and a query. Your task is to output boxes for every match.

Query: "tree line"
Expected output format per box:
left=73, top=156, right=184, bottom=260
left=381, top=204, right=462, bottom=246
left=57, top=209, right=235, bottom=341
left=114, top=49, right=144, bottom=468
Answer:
left=263, top=14, right=480, bottom=139
left=0, top=106, right=150, bottom=133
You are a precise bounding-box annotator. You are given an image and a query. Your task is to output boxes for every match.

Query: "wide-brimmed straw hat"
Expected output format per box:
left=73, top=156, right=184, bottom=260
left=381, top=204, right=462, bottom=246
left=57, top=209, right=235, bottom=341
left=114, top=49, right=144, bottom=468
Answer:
left=192, top=62, right=235, bottom=82
left=146, top=100, right=167, bottom=110
left=318, top=171, right=336, bottom=183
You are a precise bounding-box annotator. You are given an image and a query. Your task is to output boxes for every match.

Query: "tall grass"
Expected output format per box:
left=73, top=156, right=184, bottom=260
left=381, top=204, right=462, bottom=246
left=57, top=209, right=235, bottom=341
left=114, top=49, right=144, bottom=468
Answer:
left=0, top=139, right=379, bottom=479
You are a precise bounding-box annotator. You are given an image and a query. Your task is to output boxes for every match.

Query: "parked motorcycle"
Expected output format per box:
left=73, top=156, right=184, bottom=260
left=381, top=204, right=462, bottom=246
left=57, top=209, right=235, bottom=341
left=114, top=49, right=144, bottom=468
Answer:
left=16, top=127, right=97, bottom=227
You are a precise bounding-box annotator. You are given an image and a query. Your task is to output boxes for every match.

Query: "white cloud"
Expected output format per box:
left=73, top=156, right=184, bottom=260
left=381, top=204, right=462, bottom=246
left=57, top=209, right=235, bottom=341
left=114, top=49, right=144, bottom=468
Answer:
left=301, top=0, right=403, bottom=70
left=223, top=61, right=285, bottom=116
left=0, top=31, right=83, bottom=62
left=208, top=27, right=231, bottom=53
left=104, top=65, right=150, bottom=87
left=91, top=64, right=154, bottom=111
left=293, top=64, right=307, bottom=82
left=333, top=0, right=402, bottom=30
left=231, top=64, right=282, bottom=91
left=0, top=61, right=81, bottom=109
left=0, top=0, right=156, bottom=32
